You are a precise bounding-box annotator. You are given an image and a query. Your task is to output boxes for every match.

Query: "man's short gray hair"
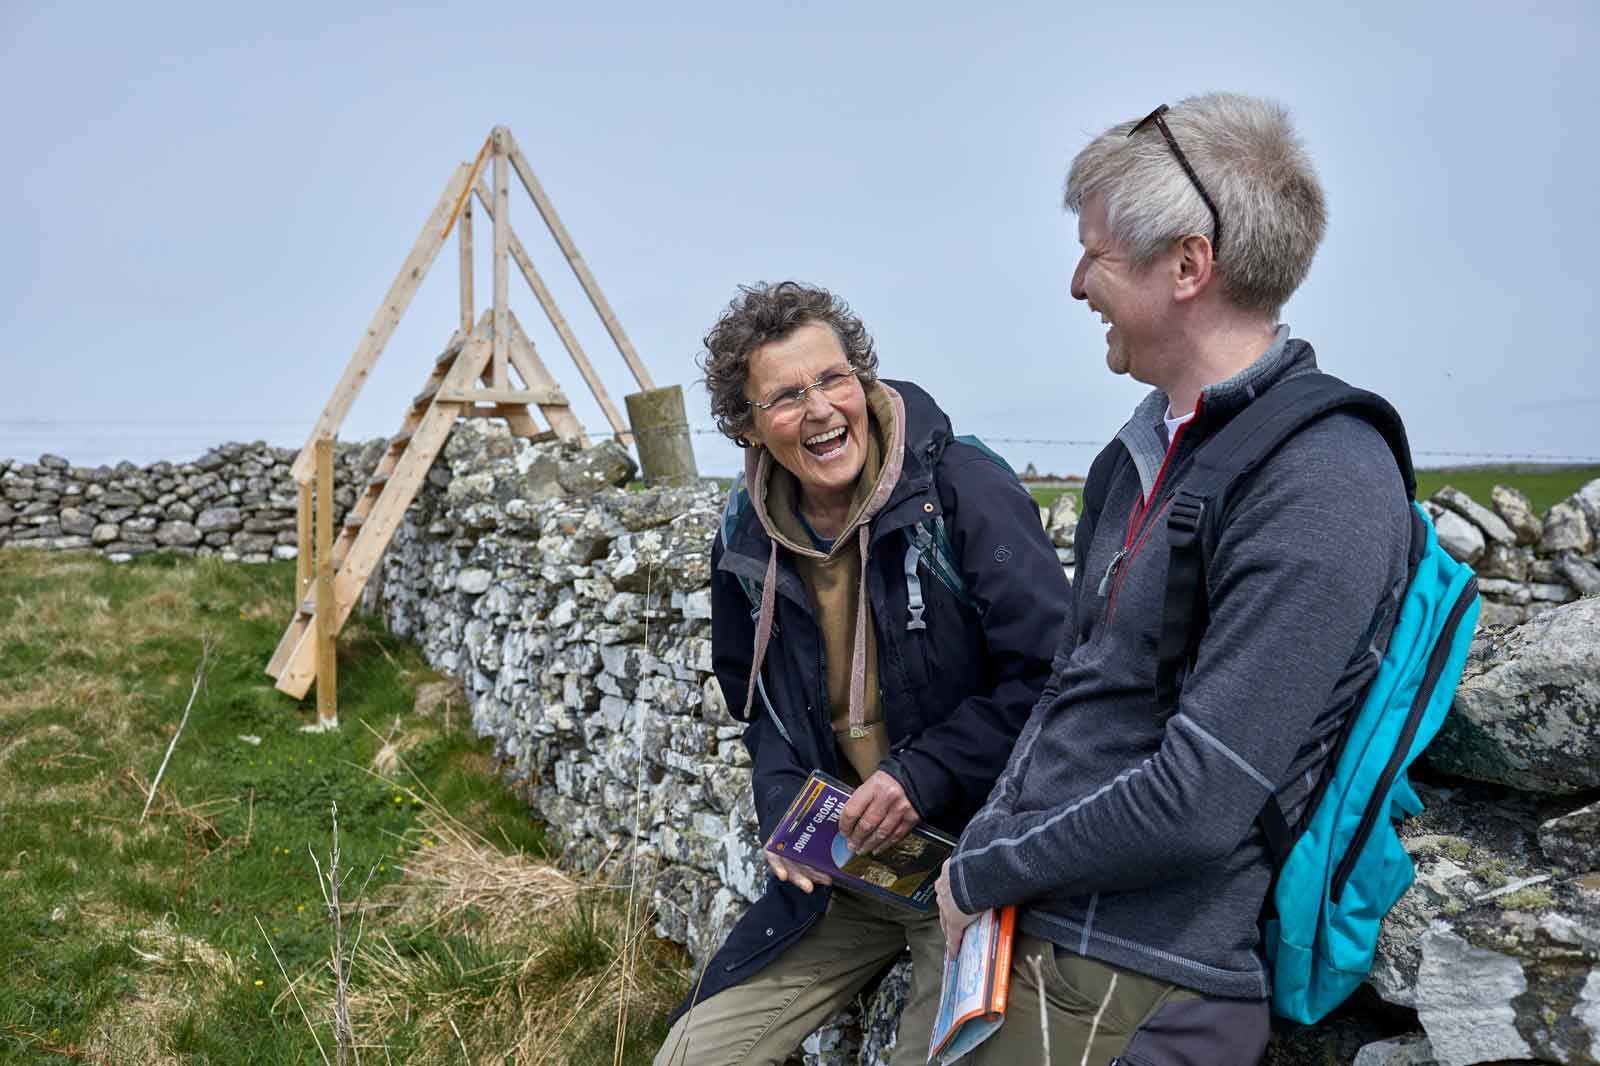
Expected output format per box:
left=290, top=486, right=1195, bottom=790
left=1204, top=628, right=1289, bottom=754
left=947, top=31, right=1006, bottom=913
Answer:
left=1064, top=92, right=1327, bottom=316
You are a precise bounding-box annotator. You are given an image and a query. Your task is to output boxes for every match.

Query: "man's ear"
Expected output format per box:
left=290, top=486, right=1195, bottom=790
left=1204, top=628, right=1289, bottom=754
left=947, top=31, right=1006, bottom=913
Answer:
left=1173, top=233, right=1217, bottom=303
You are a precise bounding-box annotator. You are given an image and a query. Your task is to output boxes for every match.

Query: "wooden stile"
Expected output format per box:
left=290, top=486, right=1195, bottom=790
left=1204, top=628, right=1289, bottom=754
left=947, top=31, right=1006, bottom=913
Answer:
left=270, top=126, right=662, bottom=704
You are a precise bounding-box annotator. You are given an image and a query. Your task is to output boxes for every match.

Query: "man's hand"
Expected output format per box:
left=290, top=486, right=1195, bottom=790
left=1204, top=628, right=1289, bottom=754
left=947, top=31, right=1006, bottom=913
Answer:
left=935, top=859, right=980, bottom=960
left=838, top=770, right=920, bottom=854
left=765, top=851, right=831, bottom=893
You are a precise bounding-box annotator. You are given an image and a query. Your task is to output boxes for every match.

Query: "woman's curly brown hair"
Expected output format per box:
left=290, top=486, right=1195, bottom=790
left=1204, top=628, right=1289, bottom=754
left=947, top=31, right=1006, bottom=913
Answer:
left=700, top=281, right=879, bottom=443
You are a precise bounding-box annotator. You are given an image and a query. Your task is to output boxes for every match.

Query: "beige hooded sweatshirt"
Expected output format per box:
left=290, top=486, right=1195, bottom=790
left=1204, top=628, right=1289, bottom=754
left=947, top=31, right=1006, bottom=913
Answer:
left=739, top=382, right=907, bottom=784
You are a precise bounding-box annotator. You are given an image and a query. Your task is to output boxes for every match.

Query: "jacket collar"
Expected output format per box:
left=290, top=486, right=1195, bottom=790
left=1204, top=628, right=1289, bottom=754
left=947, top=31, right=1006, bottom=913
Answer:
left=1114, top=326, right=1319, bottom=500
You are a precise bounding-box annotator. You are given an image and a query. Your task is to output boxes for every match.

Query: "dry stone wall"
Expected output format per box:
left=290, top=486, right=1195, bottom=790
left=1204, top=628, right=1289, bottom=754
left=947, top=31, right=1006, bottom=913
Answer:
left=0, top=443, right=386, bottom=562
left=5, top=432, right=1599, bottom=1065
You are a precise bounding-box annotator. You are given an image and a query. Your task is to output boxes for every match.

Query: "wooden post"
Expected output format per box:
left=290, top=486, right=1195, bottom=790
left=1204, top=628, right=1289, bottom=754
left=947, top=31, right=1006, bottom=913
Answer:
left=625, top=386, right=699, bottom=485
left=314, top=437, right=337, bottom=727
left=459, top=198, right=474, bottom=335
left=492, top=127, right=510, bottom=391
left=504, top=131, right=656, bottom=391
left=296, top=479, right=312, bottom=608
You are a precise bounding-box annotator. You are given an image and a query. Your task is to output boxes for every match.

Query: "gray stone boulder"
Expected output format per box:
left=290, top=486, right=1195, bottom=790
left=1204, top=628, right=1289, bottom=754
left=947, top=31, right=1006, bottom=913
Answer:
left=195, top=506, right=244, bottom=535
left=1433, top=486, right=1516, bottom=546
left=1415, top=883, right=1600, bottom=1065
left=1578, top=477, right=1600, bottom=531
left=557, top=440, right=637, bottom=495
left=1373, top=782, right=1549, bottom=1007
left=1432, top=509, right=1486, bottom=566
left=155, top=521, right=201, bottom=547
left=1427, top=598, right=1600, bottom=794
left=1539, top=800, right=1600, bottom=873
left=1352, top=1035, right=1439, bottom=1066
left=1044, top=492, right=1079, bottom=550
left=58, top=507, right=95, bottom=537
left=1540, top=496, right=1594, bottom=555
left=1556, top=552, right=1600, bottom=597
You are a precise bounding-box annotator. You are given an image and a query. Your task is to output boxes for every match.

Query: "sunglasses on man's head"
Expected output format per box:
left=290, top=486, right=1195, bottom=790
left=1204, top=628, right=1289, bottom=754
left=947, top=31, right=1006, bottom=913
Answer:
left=1129, top=104, right=1223, bottom=260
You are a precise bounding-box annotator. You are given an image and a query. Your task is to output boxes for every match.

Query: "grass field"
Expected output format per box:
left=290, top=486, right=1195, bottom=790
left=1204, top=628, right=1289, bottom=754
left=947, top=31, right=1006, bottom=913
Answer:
left=0, top=551, right=686, bottom=1064
left=1027, top=464, right=1600, bottom=516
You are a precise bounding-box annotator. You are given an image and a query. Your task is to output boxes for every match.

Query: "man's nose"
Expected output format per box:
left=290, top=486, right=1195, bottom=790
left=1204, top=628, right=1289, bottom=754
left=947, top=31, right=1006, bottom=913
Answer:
left=1070, top=256, right=1089, bottom=302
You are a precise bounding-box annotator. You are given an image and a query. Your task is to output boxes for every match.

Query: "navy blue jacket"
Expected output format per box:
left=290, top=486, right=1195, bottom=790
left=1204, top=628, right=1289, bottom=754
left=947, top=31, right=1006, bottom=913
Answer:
left=675, top=379, right=1072, bottom=1017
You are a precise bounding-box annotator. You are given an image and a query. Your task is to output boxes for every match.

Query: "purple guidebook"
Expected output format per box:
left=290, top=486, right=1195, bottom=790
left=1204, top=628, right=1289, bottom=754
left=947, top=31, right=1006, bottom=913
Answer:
left=764, top=771, right=957, bottom=911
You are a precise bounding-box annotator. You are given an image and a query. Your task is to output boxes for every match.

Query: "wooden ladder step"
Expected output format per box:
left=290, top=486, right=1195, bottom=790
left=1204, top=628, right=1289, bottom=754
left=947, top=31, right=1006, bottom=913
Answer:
left=388, top=430, right=414, bottom=451
left=366, top=472, right=391, bottom=493
left=344, top=512, right=365, bottom=530
left=298, top=597, right=315, bottom=617
left=411, top=384, right=440, bottom=410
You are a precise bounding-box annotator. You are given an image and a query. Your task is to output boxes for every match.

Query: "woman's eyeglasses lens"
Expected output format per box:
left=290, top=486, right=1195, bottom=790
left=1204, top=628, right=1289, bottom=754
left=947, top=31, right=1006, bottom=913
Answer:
left=761, top=368, right=858, bottom=417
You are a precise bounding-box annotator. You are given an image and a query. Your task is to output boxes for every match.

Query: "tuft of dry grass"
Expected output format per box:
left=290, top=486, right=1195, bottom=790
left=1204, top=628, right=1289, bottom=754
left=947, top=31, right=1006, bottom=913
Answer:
left=338, top=778, right=687, bottom=1064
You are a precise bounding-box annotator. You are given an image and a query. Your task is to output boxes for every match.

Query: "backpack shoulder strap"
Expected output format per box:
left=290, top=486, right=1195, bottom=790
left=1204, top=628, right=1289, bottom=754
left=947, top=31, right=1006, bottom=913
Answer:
left=1155, top=372, right=1414, bottom=723
left=720, top=473, right=763, bottom=611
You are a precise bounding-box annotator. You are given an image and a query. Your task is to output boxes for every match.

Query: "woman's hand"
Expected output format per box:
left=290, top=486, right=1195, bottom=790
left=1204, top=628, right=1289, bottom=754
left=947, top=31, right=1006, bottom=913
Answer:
left=838, top=770, right=921, bottom=854
left=935, top=860, right=980, bottom=960
left=765, top=850, right=831, bottom=893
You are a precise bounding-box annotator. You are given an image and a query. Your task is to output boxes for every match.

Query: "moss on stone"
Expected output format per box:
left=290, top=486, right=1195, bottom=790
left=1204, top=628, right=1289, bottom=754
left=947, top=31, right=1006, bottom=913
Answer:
left=1496, top=886, right=1556, bottom=911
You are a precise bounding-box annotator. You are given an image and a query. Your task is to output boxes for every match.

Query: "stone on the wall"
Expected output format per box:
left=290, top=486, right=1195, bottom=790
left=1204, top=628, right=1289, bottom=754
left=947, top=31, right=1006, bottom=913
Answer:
left=1432, top=509, right=1485, bottom=566
left=1415, top=888, right=1600, bottom=1066
left=1044, top=492, right=1078, bottom=551
left=1540, top=496, right=1594, bottom=555
left=557, top=440, right=636, bottom=495
left=1490, top=485, right=1543, bottom=547
left=1556, top=551, right=1600, bottom=597
left=155, top=521, right=201, bottom=547
left=1353, top=1036, right=1439, bottom=1066
left=195, top=506, right=244, bottom=535
left=456, top=568, right=493, bottom=595
left=1475, top=542, right=1529, bottom=582
left=1577, top=478, right=1600, bottom=531
left=1428, top=597, right=1600, bottom=794
left=59, top=507, right=94, bottom=537
left=1433, top=486, right=1517, bottom=546
left=1539, top=800, right=1600, bottom=873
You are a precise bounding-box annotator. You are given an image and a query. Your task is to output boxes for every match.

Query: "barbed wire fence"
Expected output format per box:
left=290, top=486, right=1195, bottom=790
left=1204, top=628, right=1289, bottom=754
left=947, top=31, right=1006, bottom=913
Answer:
left=2, top=419, right=1599, bottom=470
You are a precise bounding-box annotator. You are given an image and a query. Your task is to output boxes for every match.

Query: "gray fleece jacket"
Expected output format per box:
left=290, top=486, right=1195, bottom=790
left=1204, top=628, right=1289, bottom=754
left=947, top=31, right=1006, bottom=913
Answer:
left=949, top=331, right=1413, bottom=999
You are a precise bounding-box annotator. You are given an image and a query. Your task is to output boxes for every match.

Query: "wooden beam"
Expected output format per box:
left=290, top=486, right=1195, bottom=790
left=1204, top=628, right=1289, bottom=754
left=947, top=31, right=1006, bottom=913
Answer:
left=437, top=386, right=566, bottom=405
left=492, top=127, right=510, bottom=391
left=472, top=180, right=629, bottom=439
left=314, top=437, right=337, bottom=725
left=507, top=310, right=589, bottom=444
left=290, top=161, right=472, bottom=483
left=503, top=129, right=656, bottom=392
left=296, top=480, right=312, bottom=609
left=459, top=198, right=474, bottom=335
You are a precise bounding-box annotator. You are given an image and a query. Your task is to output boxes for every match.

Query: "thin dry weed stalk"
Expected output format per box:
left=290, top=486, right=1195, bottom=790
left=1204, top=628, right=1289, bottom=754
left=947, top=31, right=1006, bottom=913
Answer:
left=142, top=635, right=215, bottom=822
left=257, top=914, right=333, bottom=1066
left=309, top=800, right=376, bottom=1066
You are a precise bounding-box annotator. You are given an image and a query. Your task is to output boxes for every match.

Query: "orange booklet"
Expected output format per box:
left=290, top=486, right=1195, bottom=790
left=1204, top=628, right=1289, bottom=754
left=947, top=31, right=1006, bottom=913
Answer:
left=927, top=905, right=1016, bottom=1063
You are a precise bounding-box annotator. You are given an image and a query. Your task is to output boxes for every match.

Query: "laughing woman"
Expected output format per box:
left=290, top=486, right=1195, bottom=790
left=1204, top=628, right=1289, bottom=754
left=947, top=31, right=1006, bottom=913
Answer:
left=654, top=281, right=1072, bottom=1066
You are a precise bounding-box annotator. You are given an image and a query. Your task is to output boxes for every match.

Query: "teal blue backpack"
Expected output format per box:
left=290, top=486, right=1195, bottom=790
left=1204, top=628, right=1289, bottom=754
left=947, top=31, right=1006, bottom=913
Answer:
left=720, top=434, right=1013, bottom=624
left=1085, top=372, right=1481, bottom=1024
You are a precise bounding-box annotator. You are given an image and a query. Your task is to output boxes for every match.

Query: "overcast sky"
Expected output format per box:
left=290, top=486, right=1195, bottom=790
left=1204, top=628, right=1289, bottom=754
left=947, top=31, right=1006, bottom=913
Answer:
left=3, top=2, right=1595, bottom=478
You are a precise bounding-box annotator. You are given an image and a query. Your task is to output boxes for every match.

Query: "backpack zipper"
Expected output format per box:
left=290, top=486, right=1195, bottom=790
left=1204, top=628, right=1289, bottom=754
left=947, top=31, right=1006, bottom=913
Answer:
left=1329, top=576, right=1478, bottom=904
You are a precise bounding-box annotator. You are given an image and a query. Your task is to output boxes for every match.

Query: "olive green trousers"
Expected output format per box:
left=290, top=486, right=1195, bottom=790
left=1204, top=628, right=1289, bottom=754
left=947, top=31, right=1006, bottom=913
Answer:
left=653, top=892, right=945, bottom=1066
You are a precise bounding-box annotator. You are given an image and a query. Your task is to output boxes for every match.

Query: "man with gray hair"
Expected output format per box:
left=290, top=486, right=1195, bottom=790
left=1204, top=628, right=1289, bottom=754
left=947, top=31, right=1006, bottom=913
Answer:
left=934, top=93, right=1414, bottom=1062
